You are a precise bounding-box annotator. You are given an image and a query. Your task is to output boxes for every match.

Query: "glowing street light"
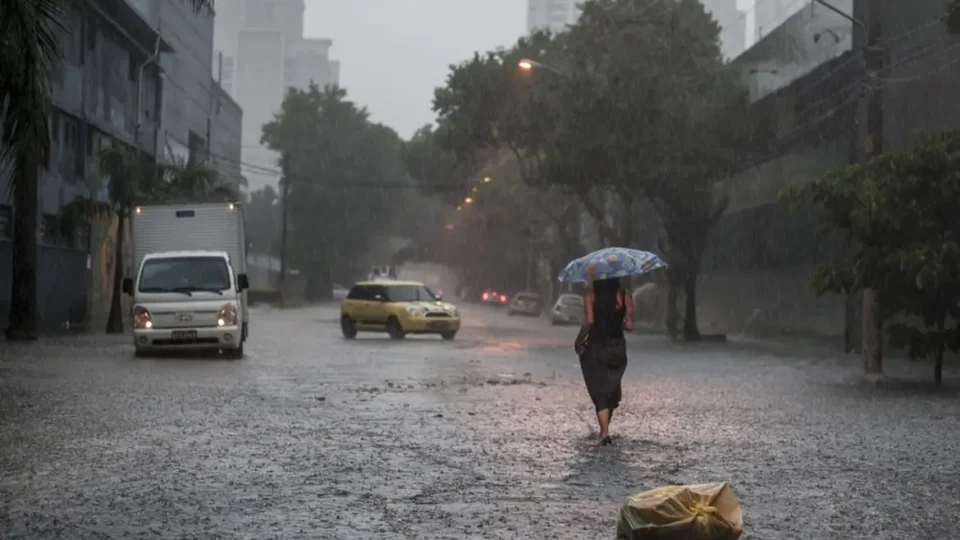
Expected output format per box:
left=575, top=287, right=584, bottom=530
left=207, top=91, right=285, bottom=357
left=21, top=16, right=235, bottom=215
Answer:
left=456, top=205, right=463, bottom=211
left=472, top=186, right=478, bottom=193
left=483, top=176, right=492, bottom=183
left=445, top=224, right=455, bottom=230
left=517, top=58, right=565, bottom=76
left=464, top=196, right=473, bottom=204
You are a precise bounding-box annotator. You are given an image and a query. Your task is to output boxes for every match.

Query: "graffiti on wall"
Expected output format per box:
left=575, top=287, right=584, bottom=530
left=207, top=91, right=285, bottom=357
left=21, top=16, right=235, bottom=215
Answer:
left=88, top=214, right=118, bottom=331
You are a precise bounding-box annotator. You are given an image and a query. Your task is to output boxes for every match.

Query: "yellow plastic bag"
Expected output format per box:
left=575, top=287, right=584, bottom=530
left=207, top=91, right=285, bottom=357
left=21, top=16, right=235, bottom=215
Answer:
left=616, top=482, right=743, bottom=540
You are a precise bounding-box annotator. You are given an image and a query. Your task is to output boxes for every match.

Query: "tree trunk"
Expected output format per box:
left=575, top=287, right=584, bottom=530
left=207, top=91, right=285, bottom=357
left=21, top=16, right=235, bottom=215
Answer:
left=665, top=269, right=679, bottom=337
left=682, top=270, right=700, bottom=341
left=5, top=163, right=40, bottom=341
left=105, top=215, right=125, bottom=334
left=861, top=287, right=883, bottom=375
left=934, top=317, right=945, bottom=386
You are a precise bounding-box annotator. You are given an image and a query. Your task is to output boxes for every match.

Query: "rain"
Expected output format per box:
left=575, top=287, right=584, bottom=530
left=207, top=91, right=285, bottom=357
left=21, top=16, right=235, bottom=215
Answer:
left=2, top=0, right=960, bottom=538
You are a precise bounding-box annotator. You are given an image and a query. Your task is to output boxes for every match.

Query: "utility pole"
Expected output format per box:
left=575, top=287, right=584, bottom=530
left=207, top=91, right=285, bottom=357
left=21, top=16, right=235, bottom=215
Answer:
left=861, top=0, right=884, bottom=375
left=278, top=154, right=290, bottom=308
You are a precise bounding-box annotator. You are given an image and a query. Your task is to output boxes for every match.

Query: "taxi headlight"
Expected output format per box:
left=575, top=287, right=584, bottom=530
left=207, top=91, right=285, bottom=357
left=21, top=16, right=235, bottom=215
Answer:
left=405, top=305, right=426, bottom=317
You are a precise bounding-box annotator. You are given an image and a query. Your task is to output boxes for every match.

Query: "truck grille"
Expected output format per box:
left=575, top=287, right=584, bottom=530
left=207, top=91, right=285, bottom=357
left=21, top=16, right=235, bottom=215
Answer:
left=425, top=312, right=451, bottom=318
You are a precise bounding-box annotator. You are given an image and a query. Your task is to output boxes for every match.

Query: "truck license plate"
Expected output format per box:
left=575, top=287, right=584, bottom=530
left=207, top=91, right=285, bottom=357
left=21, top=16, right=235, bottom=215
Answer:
left=172, top=330, right=197, bottom=341
left=427, top=321, right=448, bottom=329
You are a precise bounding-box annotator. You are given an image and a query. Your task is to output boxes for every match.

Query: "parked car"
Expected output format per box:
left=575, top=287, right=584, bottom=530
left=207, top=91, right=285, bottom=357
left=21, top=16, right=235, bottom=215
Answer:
left=508, top=292, right=541, bottom=316
left=481, top=289, right=508, bottom=306
left=340, top=281, right=461, bottom=340
left=551, top=294, right=584, bottom=325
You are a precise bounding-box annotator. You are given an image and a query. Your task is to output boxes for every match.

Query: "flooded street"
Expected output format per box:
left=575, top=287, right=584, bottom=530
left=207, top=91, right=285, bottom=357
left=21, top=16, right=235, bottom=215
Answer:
left=2, top=304, right=959, bottom=539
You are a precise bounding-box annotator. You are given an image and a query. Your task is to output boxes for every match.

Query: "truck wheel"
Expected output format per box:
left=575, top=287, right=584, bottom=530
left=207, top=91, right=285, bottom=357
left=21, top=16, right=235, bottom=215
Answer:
left=341, top=315, right=358, bottom=339
left=387, top=317, right=405, bottom=340
left=440, top=331, right=457, bottom=341
left=227, top=343, right=244, bottom=359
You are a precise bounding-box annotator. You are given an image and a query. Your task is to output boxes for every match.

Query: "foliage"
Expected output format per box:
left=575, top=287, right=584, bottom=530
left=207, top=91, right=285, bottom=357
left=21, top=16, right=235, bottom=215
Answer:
left=946, top=0, right=960, bottom=35
left=425, top=0, right=748, bottom=339
left=261, top=84, right=405, bottom=299
left=245, top=186, right=281, bottom=256
left=782, top=130, right=960, bottom=384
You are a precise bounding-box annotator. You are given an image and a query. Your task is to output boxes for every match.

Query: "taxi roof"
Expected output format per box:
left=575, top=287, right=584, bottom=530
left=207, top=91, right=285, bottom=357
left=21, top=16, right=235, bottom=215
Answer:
left=353, top=280, right=425, bottom=287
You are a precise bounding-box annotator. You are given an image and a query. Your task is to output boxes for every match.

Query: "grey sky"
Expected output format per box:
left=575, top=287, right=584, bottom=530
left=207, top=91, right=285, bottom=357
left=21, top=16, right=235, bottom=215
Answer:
left=304, top=0, right=526, bottom=139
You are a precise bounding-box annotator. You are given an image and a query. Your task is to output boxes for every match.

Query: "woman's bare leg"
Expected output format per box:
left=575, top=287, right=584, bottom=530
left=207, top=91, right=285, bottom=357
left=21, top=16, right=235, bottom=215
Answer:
left=597, top=408, right=611, bottom=438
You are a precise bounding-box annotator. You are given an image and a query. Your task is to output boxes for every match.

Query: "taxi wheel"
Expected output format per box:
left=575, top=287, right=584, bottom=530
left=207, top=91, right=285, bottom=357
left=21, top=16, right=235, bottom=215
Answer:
left=440, top=331, right=457, bottom=341
left=341, top=315, right=358, bottom=339
left=387, top=317, right=406, bottom=340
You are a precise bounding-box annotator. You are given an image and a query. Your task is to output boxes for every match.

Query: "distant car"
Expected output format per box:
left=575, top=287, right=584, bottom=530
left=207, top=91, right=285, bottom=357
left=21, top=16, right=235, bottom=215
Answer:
left=508, top=292, right=541, bottom=316
left=340, top=280, right=461, bottom=340
left=332, top=283, right=349, bottom=300
left=551, top=294, right=584, bottom=325
left=481, top=289, right=508, bottom=306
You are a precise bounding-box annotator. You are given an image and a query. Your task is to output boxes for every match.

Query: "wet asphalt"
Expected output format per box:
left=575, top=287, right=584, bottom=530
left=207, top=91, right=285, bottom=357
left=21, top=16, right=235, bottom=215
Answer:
left=1, top=304, right=959, bottom=539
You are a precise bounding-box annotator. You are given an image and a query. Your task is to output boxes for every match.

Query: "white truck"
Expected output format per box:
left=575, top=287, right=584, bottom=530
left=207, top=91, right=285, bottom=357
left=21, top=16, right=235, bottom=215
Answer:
left=122, top=202, right=250, bottom=358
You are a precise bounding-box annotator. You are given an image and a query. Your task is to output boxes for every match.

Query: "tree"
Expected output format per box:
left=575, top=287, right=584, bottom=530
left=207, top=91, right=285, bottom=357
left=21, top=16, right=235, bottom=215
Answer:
left=781, top=130, right=960, bottom=384
left=245, top=186, right=281, bottom=256
left=946, top=0, right=960, bottom=34
left=261, top=84, right=404, bottom=300
left=1, top=0, right=215, bottom=340
left=61, top=147, right=236, bottom=333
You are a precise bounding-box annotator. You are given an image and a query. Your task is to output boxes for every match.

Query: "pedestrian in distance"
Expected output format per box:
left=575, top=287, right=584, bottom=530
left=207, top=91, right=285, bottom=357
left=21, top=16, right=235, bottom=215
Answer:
left=574, top=272, right=634, bottom=445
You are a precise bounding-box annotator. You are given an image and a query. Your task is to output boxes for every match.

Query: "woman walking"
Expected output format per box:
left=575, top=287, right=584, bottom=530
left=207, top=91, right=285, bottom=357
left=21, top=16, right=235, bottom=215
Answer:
left=576, top=276, right=634, bottom=445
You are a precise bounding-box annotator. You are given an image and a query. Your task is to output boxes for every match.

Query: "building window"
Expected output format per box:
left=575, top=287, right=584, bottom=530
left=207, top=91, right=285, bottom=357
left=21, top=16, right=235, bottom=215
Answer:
left=0, top=205, right=11, bottom=241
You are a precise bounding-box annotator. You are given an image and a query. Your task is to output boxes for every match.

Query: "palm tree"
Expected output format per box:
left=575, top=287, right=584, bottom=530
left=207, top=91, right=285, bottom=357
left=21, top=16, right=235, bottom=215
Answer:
left=61, top=146, right=238, bottom=334
left=1, top=0, right=215, bottom=340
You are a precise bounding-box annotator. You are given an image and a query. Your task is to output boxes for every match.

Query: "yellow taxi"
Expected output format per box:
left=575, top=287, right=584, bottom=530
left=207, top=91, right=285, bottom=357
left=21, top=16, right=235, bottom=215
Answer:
left=340, top=280, right=461, bottom=340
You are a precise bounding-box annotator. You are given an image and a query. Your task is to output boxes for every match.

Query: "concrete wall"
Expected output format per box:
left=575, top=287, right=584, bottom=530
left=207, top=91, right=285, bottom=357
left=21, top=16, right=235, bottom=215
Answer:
left=734, top=0, right=853, bottom=103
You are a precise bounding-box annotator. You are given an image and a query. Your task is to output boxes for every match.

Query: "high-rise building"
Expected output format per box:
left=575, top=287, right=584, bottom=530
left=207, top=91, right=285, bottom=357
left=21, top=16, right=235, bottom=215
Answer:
left=702, top=0, right=748, bottom=61
left=527, top=0, right=581, bottom=34
left=213, top=0, right=340, bottom=191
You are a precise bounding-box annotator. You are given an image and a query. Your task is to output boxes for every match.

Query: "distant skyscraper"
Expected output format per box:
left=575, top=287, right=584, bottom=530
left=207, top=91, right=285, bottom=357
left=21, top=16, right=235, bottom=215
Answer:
left=702, top=0, right=748, bottom=61
left=527, top=0, right=581, bottom=34
left=213, top=0, right=340, bottom=191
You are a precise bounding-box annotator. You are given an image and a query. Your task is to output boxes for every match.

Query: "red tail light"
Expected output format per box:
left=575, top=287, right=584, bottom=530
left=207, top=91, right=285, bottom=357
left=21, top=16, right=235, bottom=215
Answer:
left=500, top=294, right=507, bottom=303
left=482, top=292, right=490, bottom=301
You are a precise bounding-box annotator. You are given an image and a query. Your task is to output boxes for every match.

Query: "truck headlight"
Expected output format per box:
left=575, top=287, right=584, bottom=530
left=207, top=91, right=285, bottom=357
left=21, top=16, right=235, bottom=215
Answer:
left=133, top=305, right=153, bottom=329
left=405, top=305, right=425, bottom=317
left=218, top=302, right=239, bottom=326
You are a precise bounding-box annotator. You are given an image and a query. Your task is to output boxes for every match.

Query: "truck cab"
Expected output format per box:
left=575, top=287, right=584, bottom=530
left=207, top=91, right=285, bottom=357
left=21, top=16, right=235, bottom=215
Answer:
left=123, top=203, right=250, bottom=358
left=123, top=251, right=249, bottom=358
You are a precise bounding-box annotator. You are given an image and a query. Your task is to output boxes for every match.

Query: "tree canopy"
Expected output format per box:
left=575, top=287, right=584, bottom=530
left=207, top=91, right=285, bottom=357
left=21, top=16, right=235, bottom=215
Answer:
left=412, top=0, right=751, bottom=338
left=781, top=130, right=960, bottom=384
left=261, top=84, right=407, bottom=299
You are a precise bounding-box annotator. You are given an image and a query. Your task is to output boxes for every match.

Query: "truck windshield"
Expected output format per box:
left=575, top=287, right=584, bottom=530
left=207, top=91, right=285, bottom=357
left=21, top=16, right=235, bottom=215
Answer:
left=139, top=257, right=232, bottom=293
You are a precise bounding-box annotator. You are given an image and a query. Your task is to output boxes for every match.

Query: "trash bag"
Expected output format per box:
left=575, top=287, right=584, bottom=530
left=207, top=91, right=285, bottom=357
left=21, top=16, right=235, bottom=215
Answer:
left=616, top=482, right=743, bottom=540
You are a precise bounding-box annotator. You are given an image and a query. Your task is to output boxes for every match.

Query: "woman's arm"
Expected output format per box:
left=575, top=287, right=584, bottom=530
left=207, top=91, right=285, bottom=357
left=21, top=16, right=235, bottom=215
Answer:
left=623, top=291, right=635, bottom=331
left=584, top=290, right=595, bottom=326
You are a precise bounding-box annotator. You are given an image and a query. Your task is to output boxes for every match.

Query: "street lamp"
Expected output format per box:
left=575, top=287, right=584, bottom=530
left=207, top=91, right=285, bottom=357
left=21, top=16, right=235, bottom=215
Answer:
left=517, top=58, right=566, bottom=76
left=483, top=176, right=492, bottom=183
left=445, top=224, right=455, bottom=230
left=464, top=196, right=473, bottom=204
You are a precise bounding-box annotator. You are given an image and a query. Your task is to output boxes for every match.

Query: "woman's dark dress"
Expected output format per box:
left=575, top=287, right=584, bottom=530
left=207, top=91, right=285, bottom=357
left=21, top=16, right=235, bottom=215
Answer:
left=579, top=290, right=628, bottom=412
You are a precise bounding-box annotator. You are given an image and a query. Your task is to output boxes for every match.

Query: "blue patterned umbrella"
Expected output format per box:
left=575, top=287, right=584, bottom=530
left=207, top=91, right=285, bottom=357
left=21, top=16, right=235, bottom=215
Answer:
left=557, top=247, right=668, bottom=283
